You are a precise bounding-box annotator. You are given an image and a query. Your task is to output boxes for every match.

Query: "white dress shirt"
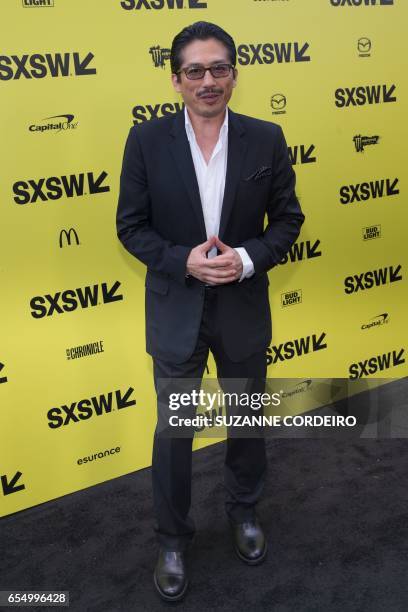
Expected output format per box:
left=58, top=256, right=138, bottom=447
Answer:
left=184, top=106, right=254, bottom=282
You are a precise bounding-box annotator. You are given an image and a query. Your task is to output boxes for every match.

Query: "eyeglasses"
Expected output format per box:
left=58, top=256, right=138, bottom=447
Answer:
left=176, top=63, right=234, bottom=81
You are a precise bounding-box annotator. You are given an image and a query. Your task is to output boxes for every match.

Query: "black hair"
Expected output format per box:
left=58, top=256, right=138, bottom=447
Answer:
left=170, top=21, right=237, bottom=76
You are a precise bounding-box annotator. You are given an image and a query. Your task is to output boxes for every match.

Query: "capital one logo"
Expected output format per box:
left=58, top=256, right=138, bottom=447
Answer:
left=0, top=52, right=96, bottom=81
left=121, top=0, right=207, bottom=9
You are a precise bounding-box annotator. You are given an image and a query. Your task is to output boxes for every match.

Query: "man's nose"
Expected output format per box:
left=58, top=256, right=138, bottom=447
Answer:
left=202, top=68, right=217, bottom=87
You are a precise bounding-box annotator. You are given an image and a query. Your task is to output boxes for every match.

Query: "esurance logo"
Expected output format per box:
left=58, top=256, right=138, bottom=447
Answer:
left=132, top=102, right=184, bottom=123
left=344, top=265, right=402, bottom=294
left=30, top=281, right=123, bottom=318
left=0, top=52, right=96, bottom=81
left=335, top=84, right=396, bottom=107
left=237, top=42, right=310, bottom=65
left=330, top=0, right=393, bottom=6
left=47, top=387, right=136, bottom=429
left=121, top=0, right=207, bottom=9
left=13, top=171, right=109, bottom=204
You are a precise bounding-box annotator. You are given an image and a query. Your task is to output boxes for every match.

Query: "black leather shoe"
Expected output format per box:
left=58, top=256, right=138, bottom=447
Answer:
left=229, top=518, right=268, bottom=565
left=153, top=549, right=189, bottom=602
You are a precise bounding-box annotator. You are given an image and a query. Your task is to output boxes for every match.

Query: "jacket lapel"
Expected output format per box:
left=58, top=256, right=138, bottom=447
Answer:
left=168, top=107, right=248, bottom=243
left=168, top=110, right=207, bottom=241
left=218, top=109, right=247, bottom=240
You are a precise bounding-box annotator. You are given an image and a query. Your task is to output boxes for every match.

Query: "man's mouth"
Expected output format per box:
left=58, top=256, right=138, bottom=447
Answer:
left=199, top=91, right=222, bottom=104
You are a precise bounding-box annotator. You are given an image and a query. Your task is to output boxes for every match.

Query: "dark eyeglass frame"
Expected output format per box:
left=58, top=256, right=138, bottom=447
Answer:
left=175, top=63, right=235, bottom=81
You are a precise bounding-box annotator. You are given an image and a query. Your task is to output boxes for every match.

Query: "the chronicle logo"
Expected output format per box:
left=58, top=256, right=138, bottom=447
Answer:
left=59, top=227, right=80, bottom=247
left=335, top=84, right=396, bottom=107
left=361, top=312, right=389, bottom=330
left=237, top=42, right=310, bottom=65
left=121, top=0, right=207, bottom=9
left=358, top=37, right=371, bottom=56
left=0, top=53, right=96, bottom=81
left=353, top=134, right=380, bottom=152
left=281, top=289, right=302, bottom=307
left=271, top=94, right=286, bottom=115
left=349, top=348, right=404, bottom=380
left=288, top=144, right=316, bottom=165
left=149, top=46, right=171, bottom=68
left=280, top=239, right=322, bottom=264
left=29, top=114, right=78, bottom=134
left=267, top=332, right=327, bottom=365
left=339, top=177, right=399, bottom=204
left=13, top=171, right=110, bottom=204
left=22, top=0, right=54, bottom=6
left=30, top=280, right=123, bottom=318
left=132, top=102, right=184, bottom=123
left=362, top=224, right=381, bottom=240
left=330, top=0, right=393, bottom=5
left=47, top=387, right=136, bottom=429
left=344, top=264, right=402, bottom=294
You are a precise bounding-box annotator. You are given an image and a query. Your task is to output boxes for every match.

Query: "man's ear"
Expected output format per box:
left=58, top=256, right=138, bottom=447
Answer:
left=171, top=73, right=181, bottom=93
left=232, top=68, right=238, bottom=88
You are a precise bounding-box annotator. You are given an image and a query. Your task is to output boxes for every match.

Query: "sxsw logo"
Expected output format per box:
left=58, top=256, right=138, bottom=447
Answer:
left=288, top=144, right=316, bottom=165
left=335, top=84, right=396, bottom=107
left=362, top=224, right=381, bottom=241
left=344, top=264, right=402, bottom=294
left=22, top=0, right=54, bottom=6
left=0, top=53, right=96, bottom=80
left=279, top=239, right=322, bottom=264
left=121, top=0, right=207, bottom=9
left=30, top=281, right=123, bottom=318
left=132, top=102, right=184, bottom=124
left=340, top=178, right=399, bottom=204
left=349, top=348, right=404, bottom=380
left=13, top=171, right=110, bottom=204
left=59, top=227, right=80, bottom=248
left=330, top=0, right=393, bottom=5
left=0, top=362, right=7, bottom=384
left=281, top=289, right=302, bottom=307
left=267, top=332, right=327, bottom=365
left=237, top=42, right=310, bottom=65
left=47, top=387, right=136, bottom=429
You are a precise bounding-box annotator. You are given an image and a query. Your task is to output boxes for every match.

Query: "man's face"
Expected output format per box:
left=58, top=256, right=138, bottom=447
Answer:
left=171, top=37, right=237, bottom=119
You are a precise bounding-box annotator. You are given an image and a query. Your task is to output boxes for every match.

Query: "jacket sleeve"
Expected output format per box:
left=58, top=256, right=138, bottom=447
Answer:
left=116, top=126, right=191, bottom=285
left=240, top=124, right=305, bottom=274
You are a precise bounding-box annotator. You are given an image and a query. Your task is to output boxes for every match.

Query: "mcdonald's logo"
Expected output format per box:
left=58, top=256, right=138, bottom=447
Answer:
left=59, top=227, right=80, bottom=248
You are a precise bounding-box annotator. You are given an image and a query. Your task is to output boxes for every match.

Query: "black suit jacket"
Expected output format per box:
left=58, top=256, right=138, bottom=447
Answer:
left=116, top=108, right=305, bottom=364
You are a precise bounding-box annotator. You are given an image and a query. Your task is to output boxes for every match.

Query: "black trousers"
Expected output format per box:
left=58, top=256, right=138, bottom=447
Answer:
left=151, top=285, right=268, bottom=552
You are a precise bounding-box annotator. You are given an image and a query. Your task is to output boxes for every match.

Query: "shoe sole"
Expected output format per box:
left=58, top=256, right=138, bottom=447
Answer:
left=234, top=539, right=268, bottom=566
left=153, top=571, right=189, bottom=602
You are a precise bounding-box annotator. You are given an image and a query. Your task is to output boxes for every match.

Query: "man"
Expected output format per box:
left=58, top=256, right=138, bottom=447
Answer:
left=116, top=21, right=304, bottom=602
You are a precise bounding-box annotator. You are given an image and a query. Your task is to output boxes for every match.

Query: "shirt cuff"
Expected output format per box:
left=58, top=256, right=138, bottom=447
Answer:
left=234, top=247, right=255, bottom=282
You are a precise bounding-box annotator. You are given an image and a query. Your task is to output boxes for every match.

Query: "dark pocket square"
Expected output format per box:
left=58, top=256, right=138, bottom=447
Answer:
left=244, top=165, right=273, bottom=182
